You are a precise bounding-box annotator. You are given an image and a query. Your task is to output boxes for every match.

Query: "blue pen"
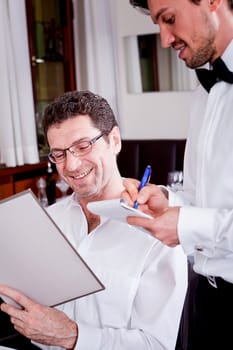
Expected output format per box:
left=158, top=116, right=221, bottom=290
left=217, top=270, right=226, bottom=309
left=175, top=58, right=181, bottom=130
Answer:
left=134, top=165, right=152, bottom=209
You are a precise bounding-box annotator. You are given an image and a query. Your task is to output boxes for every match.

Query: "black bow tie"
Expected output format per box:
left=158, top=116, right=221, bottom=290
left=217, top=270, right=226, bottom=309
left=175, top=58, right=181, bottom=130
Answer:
left=195, top=57, right=233, bottom=92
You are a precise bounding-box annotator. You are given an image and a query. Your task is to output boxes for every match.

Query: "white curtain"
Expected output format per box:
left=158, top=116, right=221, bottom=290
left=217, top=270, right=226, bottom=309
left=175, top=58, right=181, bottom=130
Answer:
left=124, top=36, right=143, bottom=94
left=170, top=50, right=198, bottom=91
left=0, top=0, right=39, bottom=167
left=73, top=0, right=120, bottom=118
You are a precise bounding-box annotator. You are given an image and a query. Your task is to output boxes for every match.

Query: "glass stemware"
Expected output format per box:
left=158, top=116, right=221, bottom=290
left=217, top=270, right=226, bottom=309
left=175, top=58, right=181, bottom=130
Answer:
left=56, top=177, right=70, bottom=198
left=167, top=171, right=183, bottom=192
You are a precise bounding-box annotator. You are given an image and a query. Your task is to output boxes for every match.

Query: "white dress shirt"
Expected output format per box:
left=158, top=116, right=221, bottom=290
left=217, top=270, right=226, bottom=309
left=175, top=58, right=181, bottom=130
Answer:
left=36, top=193, right=187, bottom=350
left=169, top=39, right=233, bottom=284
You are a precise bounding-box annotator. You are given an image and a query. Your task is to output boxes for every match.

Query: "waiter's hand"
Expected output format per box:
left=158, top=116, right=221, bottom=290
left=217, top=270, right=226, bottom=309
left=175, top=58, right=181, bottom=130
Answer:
left=122, top=178, right=180, bottom=247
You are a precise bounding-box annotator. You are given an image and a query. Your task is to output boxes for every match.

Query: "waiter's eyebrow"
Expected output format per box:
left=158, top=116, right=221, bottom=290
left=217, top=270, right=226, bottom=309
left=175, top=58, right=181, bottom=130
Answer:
left=154, top=7, right=168, bottom=23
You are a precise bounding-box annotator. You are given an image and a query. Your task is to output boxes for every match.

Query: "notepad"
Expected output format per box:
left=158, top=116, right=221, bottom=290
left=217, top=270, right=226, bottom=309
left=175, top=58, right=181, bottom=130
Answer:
left=87, top=198, right=153, bottom=221
left=0, top=190, right=104, bottom=308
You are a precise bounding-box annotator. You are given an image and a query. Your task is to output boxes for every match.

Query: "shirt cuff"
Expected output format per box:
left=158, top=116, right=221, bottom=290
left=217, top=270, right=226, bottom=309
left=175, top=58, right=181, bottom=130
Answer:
left=168, top=189, right=185, bottom=206
left=74, top=323, right=102, bottom=350
left=178, top=206, right=216, bottom=256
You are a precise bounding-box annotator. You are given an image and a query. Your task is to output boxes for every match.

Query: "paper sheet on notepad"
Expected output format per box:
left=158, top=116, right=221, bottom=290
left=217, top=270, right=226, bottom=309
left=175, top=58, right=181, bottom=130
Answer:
left=0, top=190, right=104, bottom=309
left=87, top=198, right=153, bottom=222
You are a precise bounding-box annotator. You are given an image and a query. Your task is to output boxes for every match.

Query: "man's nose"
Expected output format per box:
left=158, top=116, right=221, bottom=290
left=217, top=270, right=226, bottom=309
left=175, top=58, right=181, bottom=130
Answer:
left=159, top=26, right=175, bottom=48
left=64, top=151, right=82, bottom=170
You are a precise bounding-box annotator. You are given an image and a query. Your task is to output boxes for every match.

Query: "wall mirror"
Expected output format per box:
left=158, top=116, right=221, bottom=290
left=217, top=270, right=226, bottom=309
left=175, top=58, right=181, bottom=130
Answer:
left=124, top=33, right=198, bottom=93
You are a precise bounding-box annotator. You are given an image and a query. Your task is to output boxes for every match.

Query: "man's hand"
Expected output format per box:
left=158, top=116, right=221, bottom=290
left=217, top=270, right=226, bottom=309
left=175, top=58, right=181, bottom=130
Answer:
left=122, top=178, right=180, bottom=247
left=0, top=285, right=78, bottom=349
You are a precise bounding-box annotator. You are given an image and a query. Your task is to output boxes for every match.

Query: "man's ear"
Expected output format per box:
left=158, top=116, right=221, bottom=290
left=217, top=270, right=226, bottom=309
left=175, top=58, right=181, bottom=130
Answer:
left=109, top=126, right=122, bottom=154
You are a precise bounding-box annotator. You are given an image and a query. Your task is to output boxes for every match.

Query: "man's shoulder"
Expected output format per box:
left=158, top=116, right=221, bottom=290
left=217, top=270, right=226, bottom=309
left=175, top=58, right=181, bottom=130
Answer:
left=46, top=193, right=79, bottom=216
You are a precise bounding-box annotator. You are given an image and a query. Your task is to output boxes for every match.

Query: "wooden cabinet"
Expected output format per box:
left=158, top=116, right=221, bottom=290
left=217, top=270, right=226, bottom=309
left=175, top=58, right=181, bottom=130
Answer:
left=0, top=0, right=76, bottom=201
left=25, top=0, right=76, bottom=156
left=0, top=161, right=72, bottom=201
left=0, top=161, right=50, bottom=200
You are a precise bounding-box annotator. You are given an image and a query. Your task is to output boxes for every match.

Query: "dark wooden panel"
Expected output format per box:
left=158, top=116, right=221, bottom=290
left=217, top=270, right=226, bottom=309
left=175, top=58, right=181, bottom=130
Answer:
left=117, top=140, right=140, bottom=179
left=117, top=139, right=186, bottom=186
left=139, top=140, right=177, bottom=185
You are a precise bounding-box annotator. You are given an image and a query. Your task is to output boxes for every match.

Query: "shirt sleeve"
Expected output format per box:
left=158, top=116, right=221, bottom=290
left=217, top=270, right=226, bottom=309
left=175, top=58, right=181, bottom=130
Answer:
left=178, top=206, right=233, bottom=283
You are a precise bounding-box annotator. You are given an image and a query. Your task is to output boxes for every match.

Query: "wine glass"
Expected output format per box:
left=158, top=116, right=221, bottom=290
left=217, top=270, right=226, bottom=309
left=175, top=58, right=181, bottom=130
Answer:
left=56, top=177, right=70, bottom=198
left=167, top=171, right=183, bottom=192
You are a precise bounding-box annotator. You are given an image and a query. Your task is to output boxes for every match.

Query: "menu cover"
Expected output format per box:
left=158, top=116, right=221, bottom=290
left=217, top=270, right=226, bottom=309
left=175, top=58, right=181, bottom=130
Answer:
left=0, top=190, right=104, bottom=309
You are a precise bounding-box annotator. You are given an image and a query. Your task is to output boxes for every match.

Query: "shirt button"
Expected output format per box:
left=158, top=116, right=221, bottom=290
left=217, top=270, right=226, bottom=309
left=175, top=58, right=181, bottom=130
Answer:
left=195, top=245, right=203, bottom=252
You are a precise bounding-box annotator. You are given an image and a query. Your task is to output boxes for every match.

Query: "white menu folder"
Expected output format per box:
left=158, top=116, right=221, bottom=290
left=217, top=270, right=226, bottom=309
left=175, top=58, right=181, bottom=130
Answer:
left=0, top=190, right=104, bottom=308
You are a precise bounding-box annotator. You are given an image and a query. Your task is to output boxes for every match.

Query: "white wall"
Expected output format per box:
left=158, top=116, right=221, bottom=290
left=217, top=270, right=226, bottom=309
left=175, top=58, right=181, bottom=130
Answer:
left=114, top=0, right=194, bottom=139
left=72, top=0, right=194, bottom=140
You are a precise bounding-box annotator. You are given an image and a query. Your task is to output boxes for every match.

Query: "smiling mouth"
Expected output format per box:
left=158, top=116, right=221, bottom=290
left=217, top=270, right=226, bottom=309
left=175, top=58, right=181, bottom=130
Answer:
left=73, top=167, right=93, bottom=179
left=173, top=41, right=186, bottom=53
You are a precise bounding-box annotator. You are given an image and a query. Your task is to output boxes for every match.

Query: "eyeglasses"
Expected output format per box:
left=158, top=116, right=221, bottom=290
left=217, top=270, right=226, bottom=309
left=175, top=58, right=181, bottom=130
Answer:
left=48, top=132, right=106, bottom=164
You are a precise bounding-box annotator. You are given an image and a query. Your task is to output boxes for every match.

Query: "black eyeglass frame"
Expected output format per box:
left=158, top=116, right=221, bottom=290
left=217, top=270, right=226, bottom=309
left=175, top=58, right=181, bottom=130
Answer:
left=48, top=131, right=107, bottom=164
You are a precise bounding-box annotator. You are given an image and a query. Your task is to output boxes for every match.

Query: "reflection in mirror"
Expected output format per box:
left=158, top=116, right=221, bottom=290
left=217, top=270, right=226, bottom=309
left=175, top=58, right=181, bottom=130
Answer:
left=124, top=34, right=198, bottom=93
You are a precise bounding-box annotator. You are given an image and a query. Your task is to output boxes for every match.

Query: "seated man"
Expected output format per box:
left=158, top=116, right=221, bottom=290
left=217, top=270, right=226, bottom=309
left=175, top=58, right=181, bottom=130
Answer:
left=0, top=91, right=187, bottom=350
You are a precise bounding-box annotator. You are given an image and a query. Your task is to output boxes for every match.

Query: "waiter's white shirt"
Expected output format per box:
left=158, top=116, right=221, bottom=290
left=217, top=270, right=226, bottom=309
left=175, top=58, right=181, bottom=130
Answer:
left=170, top=39, right=233, bottom=283
left=36, top=193, right=187, bottom=350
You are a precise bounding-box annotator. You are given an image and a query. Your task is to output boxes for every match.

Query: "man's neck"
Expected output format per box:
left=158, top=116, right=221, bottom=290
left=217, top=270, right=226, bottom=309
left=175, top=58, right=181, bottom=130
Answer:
left=86, top=211, right=101, bottom=233
left=78, top=178, right=125, bottom=233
